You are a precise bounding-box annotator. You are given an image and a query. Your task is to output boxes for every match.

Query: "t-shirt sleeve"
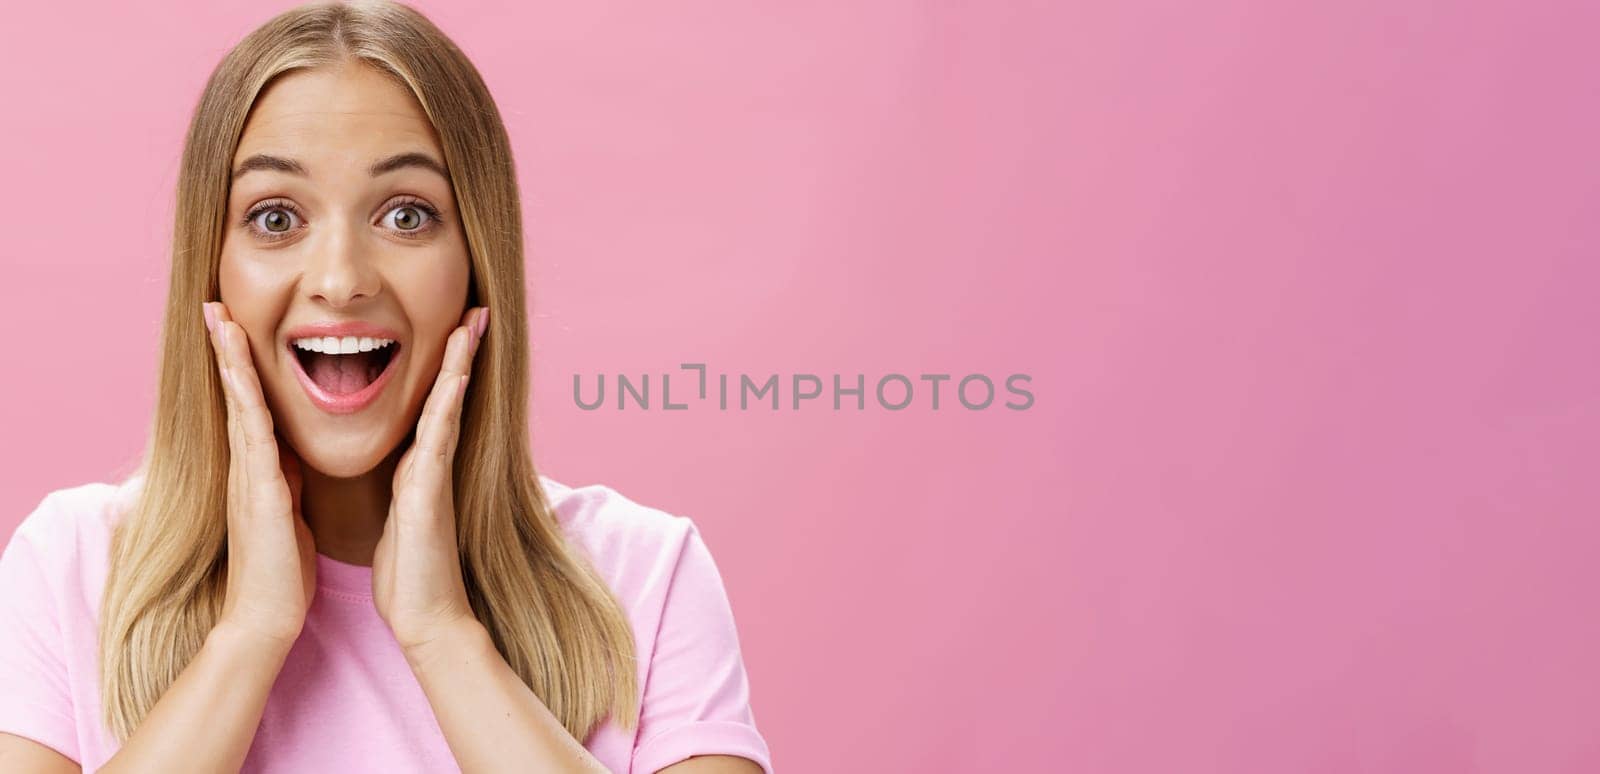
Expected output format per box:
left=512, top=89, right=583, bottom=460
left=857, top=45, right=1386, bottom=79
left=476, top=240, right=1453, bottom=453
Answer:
left=0, top=493, right=82, bottom=763
left=630, top=522, right=772, bottom=774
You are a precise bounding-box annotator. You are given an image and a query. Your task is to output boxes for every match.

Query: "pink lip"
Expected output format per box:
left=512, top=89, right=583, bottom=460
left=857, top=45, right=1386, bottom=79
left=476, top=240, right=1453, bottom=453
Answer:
left=284, top=321, right=404, bottom=415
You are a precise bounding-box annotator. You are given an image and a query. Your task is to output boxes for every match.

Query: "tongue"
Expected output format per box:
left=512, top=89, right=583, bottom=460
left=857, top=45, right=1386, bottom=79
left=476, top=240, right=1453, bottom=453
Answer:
left=307, top=352, right=379, bottom=394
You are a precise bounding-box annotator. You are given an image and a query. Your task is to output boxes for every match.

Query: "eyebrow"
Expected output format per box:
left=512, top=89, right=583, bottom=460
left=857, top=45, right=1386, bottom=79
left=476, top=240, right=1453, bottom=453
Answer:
left=230, top=152, right=450, bottom=181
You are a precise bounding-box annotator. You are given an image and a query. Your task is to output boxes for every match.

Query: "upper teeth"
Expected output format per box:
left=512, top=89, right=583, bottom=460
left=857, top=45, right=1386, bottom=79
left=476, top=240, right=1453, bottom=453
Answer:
left=293, top=336, right=395, bottom=354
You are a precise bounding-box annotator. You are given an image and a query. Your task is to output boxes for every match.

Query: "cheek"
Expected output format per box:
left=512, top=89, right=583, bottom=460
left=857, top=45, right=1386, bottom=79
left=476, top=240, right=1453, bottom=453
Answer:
left=217, top=249, right=299, bottom=309
left=395, top=250, right=472, bottom=336
left=216, top=250, right=297, bottom=368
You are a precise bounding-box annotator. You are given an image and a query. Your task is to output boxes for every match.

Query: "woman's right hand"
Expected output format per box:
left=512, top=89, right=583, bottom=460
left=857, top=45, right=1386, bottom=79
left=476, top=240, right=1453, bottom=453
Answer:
left=203, top=301, right=317, bottom=651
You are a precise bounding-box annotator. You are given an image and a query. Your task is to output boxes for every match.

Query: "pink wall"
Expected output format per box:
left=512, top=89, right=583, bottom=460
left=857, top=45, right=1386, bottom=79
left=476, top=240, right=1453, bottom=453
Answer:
left=3, top=1, right=1598, bottom=771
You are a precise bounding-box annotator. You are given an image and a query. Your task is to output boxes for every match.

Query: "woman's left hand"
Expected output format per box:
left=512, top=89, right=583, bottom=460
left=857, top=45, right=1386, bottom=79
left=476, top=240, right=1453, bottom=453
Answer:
left=374, top=305, right=489, bottom=654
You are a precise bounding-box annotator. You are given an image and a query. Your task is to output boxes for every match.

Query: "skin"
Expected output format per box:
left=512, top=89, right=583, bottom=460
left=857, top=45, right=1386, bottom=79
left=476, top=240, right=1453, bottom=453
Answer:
left=0, top=63, right=759, bottom=774
left=219, top=62, right=472, bottom=567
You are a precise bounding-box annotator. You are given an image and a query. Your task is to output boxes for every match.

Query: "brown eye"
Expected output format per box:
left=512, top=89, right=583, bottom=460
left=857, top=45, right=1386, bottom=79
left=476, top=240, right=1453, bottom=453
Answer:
left=247, top=204, right=301, bottom=238
left=394, top=207, right=421, bottom=229
left=381, top=200, right=439, bottom=237
left=262, top=210, right=292, bottom=232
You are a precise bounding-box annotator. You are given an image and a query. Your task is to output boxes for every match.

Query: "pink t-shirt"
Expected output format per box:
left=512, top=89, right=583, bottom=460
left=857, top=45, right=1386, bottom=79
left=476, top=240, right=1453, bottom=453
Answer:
left=0, top=477, right=772, bottom=773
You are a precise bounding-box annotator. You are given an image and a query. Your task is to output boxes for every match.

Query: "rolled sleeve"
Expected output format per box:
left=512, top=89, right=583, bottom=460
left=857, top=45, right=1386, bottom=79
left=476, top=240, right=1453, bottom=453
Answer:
left=630, top=523, right=771, bottom=774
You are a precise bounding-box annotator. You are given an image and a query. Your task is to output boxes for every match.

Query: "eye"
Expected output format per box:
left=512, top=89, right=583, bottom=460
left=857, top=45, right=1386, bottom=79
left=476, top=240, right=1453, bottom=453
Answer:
left=260, top=210, right=294, bottom=232
left=380, top=198, right=441, bottom=236
left=242, top=200, right=303, bottom=240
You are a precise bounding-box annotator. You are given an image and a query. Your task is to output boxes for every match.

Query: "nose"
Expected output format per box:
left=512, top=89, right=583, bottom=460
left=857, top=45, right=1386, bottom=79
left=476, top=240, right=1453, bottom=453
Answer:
left=300, top=224, right=381, bottom=308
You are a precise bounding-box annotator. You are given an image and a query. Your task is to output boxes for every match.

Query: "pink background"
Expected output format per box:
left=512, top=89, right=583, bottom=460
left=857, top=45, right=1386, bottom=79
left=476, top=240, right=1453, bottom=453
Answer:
left=3, top=1, right=1598, bottom=771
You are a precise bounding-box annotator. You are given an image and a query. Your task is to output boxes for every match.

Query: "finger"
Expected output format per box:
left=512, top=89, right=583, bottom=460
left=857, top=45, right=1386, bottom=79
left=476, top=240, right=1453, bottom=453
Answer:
left=204, top=302, right=238, bottom=414
left=428, top=306, right=485, bottom=423
left=457, top=307, right=475, bottom=353
left=411, top=322, right=476, bottom=469
left=209, top=305, right=248, bottom=457
left=465, top=306, right=488, bottom=359
left=205, top=303, right=247, bottom=493
left=215, top=317, right=284, bottom=491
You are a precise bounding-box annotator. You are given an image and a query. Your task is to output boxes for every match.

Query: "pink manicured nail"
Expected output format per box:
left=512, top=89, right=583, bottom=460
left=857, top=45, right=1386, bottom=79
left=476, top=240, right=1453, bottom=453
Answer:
left=202, top=303, right=218, bottom=335
left=475, top=308, right=489, bottom=340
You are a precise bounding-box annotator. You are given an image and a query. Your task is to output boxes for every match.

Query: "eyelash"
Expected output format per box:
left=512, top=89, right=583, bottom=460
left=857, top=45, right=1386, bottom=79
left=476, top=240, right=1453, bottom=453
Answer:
left=240, top=196, right=445, bottom=242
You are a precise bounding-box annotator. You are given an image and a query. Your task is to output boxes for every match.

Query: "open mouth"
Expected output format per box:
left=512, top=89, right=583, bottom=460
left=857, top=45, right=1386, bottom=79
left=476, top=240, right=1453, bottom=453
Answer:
left=288, top=335, right=402, bottom=414
left=293, top=336, right=398, bottom=393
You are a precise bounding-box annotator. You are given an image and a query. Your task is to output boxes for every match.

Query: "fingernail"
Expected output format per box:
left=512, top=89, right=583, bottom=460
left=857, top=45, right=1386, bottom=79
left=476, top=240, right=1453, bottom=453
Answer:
left=202, top=303, right=218, bottom=335
left=457, top=373, right=469, bottom=400
left=475, top=307, right=489, bottom=340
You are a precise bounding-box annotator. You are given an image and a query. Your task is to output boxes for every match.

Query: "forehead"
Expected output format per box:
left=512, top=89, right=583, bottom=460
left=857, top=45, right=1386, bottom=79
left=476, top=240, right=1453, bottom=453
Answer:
left=234, top=64, right=443, bottom=164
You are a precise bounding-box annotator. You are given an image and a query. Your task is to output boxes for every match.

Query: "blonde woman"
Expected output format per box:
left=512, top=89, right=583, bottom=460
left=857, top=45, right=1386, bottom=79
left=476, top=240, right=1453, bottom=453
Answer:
left=0, top=2, right=770, bottom=772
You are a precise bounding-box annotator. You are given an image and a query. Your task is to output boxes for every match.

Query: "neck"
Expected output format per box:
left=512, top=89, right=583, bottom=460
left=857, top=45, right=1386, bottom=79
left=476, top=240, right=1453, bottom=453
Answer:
left=300, top=450, right=400, bottom=567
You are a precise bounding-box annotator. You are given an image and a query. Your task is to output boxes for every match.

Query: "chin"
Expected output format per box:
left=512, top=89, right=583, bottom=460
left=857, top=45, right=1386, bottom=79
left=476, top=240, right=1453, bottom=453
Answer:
left=284, top=424, right=404, bottom=479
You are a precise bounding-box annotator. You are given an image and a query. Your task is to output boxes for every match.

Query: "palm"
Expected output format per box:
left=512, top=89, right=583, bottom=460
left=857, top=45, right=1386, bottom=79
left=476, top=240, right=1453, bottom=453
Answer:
left=372, top=443, right=463, bottom=646
left=371, top=307, right=485, bottom=651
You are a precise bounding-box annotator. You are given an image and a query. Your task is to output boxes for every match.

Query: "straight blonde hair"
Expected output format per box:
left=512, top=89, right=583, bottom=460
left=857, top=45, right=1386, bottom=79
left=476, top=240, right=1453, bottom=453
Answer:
left=99, top=0, right=637, bottom=743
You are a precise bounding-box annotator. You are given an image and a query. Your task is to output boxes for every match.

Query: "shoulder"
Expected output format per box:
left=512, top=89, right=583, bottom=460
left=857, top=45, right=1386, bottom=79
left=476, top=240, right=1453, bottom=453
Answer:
left=8, top=479, right=131, bottom=551
left=540, top=475, right=703, bottom=574
left=4, top=478, right=136, bottom=597
left=538, top=476, right=732, bottom=616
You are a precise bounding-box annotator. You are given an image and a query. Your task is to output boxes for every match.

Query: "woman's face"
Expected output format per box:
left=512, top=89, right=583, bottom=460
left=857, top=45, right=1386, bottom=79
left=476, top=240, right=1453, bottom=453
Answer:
left=219, top=63, right=470, bottom=479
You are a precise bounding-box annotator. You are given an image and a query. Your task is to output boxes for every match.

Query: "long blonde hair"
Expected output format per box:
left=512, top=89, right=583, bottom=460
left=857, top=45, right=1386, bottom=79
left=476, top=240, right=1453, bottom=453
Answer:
left=99, top=0, right=637, bottom=743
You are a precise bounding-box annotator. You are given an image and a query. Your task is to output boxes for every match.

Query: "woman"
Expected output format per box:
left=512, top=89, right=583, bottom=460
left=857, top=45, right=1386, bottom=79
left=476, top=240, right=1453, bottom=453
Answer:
left=0, top=2, right=771, bottom=772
